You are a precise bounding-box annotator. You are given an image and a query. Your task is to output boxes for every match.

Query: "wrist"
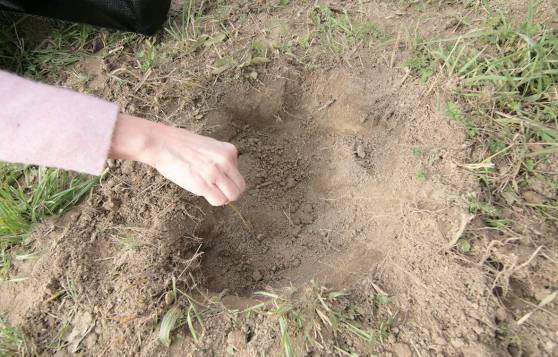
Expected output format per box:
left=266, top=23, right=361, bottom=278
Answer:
left=109, top=114, right=161, bottom=166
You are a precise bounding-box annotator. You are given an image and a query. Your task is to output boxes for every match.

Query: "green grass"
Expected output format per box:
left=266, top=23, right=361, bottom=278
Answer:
left=405, top=4, right=557, bottom=352
left=165, top=0, right=203, bottom=43
left=156, top=284, right=393, bottom=355
left=309, top=5, right=383, bottom=55
left=405, top=3, right=558, bottom=228
left=245, top=287, right=393, bottom=356
left=0, top=13, right=98, bottom=79
left=0, top=318, right=31, bottom=356
left=0, top=166, right=99, bottom=279
left=158, top=276, right=207, bottom=347
left=275, top=5, right=384, bottom=67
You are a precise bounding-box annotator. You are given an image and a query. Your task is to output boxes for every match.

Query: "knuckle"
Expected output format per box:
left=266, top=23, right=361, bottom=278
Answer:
left=223, top=143, right=238, bottom=158
left=190, top=176, right=209, bottom=195
left=204, top=163, right=220, bottom=181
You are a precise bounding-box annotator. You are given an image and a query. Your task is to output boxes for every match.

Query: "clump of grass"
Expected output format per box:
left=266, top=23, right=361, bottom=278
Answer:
left=403, top=44, right=436, bottom=82
left=277, top=5, right=383, bottom=66
left=309, top=5, right=383, bottom=55
left=446, top=101, right=478, bottom=138
left=416, top=170, right=428, bottom=182
left=0, top=14, right=97, bottom=79
left=405, top=3, right=558, bottom=226
left=495, top=321, right=523, bottom=354
left=137, top=38, right=158, bottom=72
left=165, top=0, right=203, bottom=42
left=246, top=286, right=394, bottom=356
left=158, top=276, right=207, bottom=347
left=0, top=317, right=32, bottom=356
left=0, top=165, right=99, bottom=278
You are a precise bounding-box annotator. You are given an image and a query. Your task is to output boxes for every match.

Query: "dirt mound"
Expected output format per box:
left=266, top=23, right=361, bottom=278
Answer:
left=1, top=60, right=502, bottom=355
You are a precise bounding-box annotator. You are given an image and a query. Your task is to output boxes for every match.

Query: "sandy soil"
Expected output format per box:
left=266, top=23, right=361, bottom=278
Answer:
left=1, top=1, right=556, bottom=356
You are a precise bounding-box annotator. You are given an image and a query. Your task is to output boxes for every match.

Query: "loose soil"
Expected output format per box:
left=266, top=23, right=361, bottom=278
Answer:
left=1, top=1, right=557, bottom=356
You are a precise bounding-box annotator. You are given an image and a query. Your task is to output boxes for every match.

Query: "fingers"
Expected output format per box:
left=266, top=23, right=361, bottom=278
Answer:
left=187, top=175, right=229, bottom=206
left=215, top=175, right=241, bottom=202
left=153, top=132, right=246, bottom=206
left=217, top=144, right=246, bottom=193
left=221, top=142, right=239, bottom=166
left=225, top=166, right=246, bottom=193
left=205, top=185, right=230, bottom=206
left=187, top=161, right=244, bottom=206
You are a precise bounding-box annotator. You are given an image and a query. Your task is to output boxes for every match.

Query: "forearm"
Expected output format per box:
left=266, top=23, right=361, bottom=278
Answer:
left=0, top=70, right=246, bottom=205
left=0, top=70, right=119, bottom=175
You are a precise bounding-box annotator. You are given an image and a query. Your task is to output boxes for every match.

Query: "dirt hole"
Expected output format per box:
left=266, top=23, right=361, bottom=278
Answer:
left=192, top=71, right=421, bottom=296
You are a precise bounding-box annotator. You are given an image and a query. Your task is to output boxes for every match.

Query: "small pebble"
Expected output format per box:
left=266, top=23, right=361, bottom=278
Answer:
left=248, top=71, right=258, bottom=80
left=522, top=190, right=547, bottom=205
left=356, top=143, right=366, bottom=158
left=495, top=307, right=507, bottom=323
left=164, top=292, right=175, bottom=306
left=252, top=270, right=263, bottom=281
left=84, top=332, right=98, bottom=350
left=285, top=177, right=296, bottom=189
left=227, top=330, right=247, bottom=349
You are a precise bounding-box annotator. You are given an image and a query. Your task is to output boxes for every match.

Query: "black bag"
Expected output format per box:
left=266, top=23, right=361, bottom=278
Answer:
left=0, top=0, right=171, bottom=35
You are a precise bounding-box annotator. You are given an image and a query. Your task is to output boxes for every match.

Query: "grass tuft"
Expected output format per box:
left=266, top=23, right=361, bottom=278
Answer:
left=247, top=285, right=393, bottom=356
left=0, top=14, right=97, bottom=79
left=0, top=317, right=32, bottom=356
left=405, top=3, right=557, bottom=351
left=0, top=166, right=99, bottom=279
left=309, top=5, right=382, bottom=55
left=405, top=5, right=558, bottom=226
left=159, top=306, right=182, bottom=347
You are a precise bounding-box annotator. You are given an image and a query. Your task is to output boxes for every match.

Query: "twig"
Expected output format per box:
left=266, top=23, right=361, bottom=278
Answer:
left=228, top=203, right=254, bottom=232
left=516, top=246, right=544, bottom=271
left=45, top=290, right=66, bottom=303
left=315, top=98, right=336, bottom=113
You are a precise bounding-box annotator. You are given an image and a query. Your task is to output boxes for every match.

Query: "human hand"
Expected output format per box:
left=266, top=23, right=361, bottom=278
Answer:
left=109, top=114, right=246, bottom=206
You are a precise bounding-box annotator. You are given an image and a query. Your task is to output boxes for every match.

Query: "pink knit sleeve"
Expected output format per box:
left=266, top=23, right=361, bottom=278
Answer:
left=0, top=70, right=119, bottom=175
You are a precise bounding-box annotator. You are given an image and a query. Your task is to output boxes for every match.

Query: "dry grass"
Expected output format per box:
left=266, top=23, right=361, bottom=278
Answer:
left=404, top=1, right=557, bottom=352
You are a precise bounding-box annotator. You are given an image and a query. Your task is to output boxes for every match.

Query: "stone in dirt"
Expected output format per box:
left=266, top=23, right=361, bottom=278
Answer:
left=83, top=332, right=98, bottom=350
left=522, top=190, right=548, bottom=205
left=164, top=291, right=175, bottom=306
left=66, top=311, right=95, bottom=353
left=227, top=330, right=247, bottom=350
left=391, top=343, right=413, bottom=357
left=285, top=177, right=296, bottom=189
left=355, top=143, right=366, bottom=158
left=252, top=270, right=263, bottom=281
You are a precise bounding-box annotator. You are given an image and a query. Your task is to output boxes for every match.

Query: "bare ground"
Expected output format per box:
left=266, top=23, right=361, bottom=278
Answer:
left=1, top=1, right=557, bottom=356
